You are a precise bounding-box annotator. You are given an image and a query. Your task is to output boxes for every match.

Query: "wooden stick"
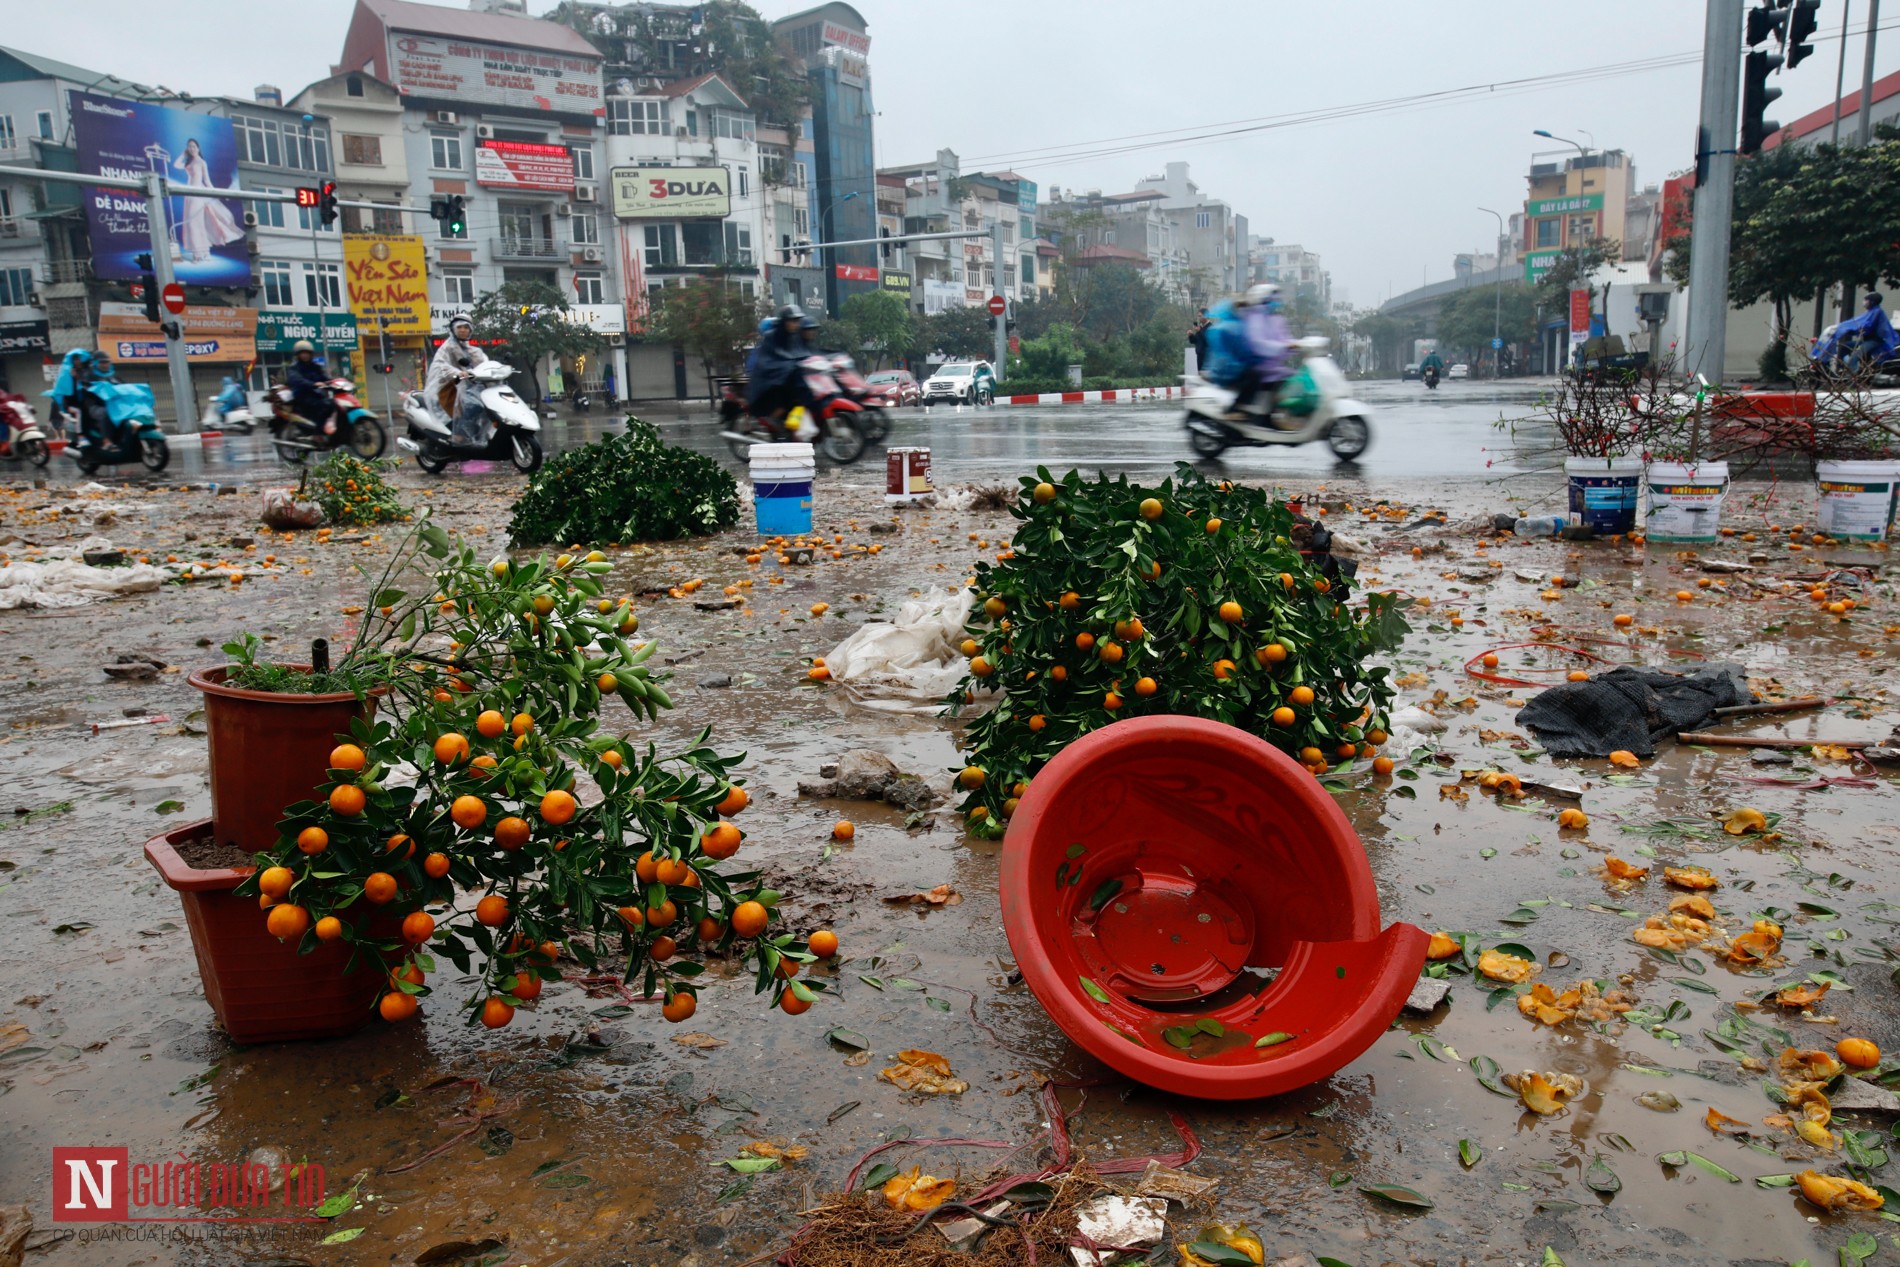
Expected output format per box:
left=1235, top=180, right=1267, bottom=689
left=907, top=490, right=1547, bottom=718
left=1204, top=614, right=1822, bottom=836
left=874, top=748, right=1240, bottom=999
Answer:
left=1677, top=732, right=1858, bottom=750
left=1710, top=696, right=1828, bottom=719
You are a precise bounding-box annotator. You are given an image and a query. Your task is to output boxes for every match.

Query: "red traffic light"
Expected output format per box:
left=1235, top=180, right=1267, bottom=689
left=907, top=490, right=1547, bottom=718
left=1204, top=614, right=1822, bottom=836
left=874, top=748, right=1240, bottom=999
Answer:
left=295, top=187, right=321, bottom=208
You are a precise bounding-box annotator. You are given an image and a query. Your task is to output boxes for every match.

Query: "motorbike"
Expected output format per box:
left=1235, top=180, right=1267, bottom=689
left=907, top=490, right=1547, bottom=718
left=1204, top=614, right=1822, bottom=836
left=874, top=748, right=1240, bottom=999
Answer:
left=1807, top=313, right=1900, bottom=386
left=0, top=391, right=51, bottom=467
left=45, top=350, right=169, bottom=474
left=1423, top=365, right=1441, bottom=390
left=266, top=378, right=386, bottom=464
left=720, top=355, right=867, bottom=463
left=202, top=377, right=255, bottom=434
left=821, top=353, right=890, bottom=443
left=396, top=360, right=543, bottom=474
left=1181, top=336, right=1372, bottom=461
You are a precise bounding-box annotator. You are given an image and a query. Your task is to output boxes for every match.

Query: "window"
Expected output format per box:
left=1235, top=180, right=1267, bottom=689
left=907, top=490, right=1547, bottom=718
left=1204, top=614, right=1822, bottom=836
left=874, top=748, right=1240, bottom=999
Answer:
left=0, top=189, right=9, bottom=219
left=1567, top=214, right=1596, bottom=240
left=574, top=271, right=604, bottom=304
left=297, top=200, right=335, bottom=233
left=684, top=109, right=698, bottom=138
left=36, top=111, right=53, bottom=140
left=570, top=212, right=598, bottom=245
left=251, top=187, right=285, bottom=229
left=711, top=110, right=753, bottom=142
left=1194, top=211, right=1211, bottom=229
left=722, top=221, right=752, bottom=265
left=643, top=223, right=677, bottom=269
left=431, top=132, right=463, bottom=171
left=681, top=221, right=719, bottom=264
left=438, top=209, right=468, bottom=241
left=287, top=121, right=329, bottom=173
left=341, top=134, right=381, bottom=166
left=0, top=266, right=34, bottom=305
left=373, top=204, right=403, bottom=234
left=1020, top=255, right=1034, bottom=286
left=234, top=115, right=329, bottom=172
left=1020, top=216, right=1032, bottom=240
left=345, top=76, right=365, bottom=98
left=793, top=207, right=808, bottom=238
left=0, top=116, right=15, bottom=152
left=341, top=206, right=365, bottom=234
left=1535, top=218, right=1560, bottom=247
left=608, top=99, right=667, bottom=136
left=571, top=146, right=594, bottom=181
left=258, top=260, right=295, bottom=307
left=302, top=261, right=341, bottom=308
left=739, top=279, right=755, bottom=299
left=737, top=165, right=748, bottom=198
left=440, top=267, right=475, bottom=306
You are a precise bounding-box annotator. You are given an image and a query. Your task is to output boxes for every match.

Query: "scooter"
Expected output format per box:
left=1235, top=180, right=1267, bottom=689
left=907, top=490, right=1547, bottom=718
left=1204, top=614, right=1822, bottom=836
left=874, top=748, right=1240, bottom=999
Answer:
left=266, top=378, right=387, bottom=465
left=1423, top=365, right=1441, bottom=390
left=202, top=377, right=255, bottom=434
left=720, top=356, right=866, bottom=463
left=396, top=360, right=543, bottom=474
left=823, top=353, right=890, bottom=444
left=1181, top=337, right=1372, bottom=461
left=0, top=392, right=51, bottom=467
left=45, top=350, right=169, bottom=474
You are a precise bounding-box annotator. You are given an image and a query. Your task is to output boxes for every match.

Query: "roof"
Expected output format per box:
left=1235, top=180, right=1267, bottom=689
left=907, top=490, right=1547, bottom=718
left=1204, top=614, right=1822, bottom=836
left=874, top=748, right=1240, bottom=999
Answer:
left=1764, top=68, right=1900, bottom=149
left=653, top=72, right=748, bottom=107
left=356, top=0, right=599, bottom=58
left=771, top=3, right=869, bottom=31
left=1072, top=244, right=1153, bottom=268
left=0, top=44, right=156, bottom=93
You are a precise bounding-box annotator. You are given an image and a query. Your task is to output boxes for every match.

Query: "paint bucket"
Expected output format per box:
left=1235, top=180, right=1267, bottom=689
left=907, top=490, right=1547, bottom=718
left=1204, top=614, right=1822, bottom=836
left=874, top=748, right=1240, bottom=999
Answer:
left=1814, top=460, right=1900, bottom=541
left=749, top=442, right=814, bottom=536
left=1644, top=460, right=1730, bottom=543
left=1564, top=455, right=1642, bottom=535
left=885, top=446, right=932, bottom=504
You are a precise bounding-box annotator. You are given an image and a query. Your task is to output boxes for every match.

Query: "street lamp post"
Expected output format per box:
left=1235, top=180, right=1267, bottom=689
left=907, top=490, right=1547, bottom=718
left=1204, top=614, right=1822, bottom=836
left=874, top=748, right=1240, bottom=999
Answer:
left=1479, top=206, right=1507, bottom=378
left=819, top=189, right=861, bottom=312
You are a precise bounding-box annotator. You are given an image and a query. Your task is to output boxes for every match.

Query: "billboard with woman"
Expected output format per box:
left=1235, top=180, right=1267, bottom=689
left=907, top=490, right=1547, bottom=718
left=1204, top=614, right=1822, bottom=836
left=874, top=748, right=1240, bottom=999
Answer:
left=70, top=91, right=250, bottom=288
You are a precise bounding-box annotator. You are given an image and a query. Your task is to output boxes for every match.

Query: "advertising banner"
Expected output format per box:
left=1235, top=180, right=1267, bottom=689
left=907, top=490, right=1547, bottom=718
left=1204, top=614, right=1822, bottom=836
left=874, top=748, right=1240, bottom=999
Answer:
left=609, top=166, right=731, bottom=219
left=0, top=320, right=50, bottom=355
left=70, top=91, right=250, bottom=287
left=386, top=33, right=601, bottom=116
left=255, top=311, right=361, bottom=353
left=921, top=279, right=964, bottom=315
left=834, top=264, right=877, bottom=282
left=428, top=302, right=622, bottom=334
left=1527, top=193, right=1604, bottom=217
left=343, top=235, right=430, bottom=336
left=1569, top=288, right=1592, bottom=352
left=475, top=140, right=575, bottom=193
left=880, top=272, right=912, bottom=294
left=99, top=302, right=255, bottom=364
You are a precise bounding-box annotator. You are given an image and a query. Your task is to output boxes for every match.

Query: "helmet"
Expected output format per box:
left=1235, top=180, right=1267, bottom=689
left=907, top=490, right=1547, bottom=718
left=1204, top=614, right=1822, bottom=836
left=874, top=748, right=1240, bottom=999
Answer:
left=292, top=340, right=315, bottom=353
left=775, top=303, right=806, bottom=326
left=446, top=313, right=474, bottom=337
left=758, top=317, right=777, bottom=334
left=1244, top=283, right=1280, bottom=307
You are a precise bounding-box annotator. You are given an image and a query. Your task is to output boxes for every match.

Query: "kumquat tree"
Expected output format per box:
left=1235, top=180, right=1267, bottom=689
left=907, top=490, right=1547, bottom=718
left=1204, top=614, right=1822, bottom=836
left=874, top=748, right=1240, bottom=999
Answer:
left=945, top=466, right=1412, bottom=836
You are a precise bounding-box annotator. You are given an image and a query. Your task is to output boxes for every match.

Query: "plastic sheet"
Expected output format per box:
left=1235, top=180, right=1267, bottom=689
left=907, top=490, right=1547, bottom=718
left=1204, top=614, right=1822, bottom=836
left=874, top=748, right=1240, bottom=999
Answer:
left=260, top=487, right=325, bottom=530
left=0, top=554, right=174, bottom=609
left=821, top=588, right=974, bottom=711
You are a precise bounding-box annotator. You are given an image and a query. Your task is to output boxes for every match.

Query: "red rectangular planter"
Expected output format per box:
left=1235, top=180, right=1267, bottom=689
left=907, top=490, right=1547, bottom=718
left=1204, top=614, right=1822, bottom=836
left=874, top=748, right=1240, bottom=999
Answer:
left=145, top=820, right=388, bottom=1044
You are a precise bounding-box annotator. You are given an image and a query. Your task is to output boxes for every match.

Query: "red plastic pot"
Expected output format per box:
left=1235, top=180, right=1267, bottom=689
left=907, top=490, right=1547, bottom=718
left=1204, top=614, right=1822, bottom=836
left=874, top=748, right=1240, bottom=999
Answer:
left=188, top=666, right=377, bottom=859
left=145, top=819, right=389, bottom=1043
left=1000, top=716, right=1428, bottom=1100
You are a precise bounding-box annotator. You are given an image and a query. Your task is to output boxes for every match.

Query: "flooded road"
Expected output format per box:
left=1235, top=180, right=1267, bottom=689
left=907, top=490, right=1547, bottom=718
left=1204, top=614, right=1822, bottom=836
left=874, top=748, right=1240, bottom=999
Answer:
left=0, top=422, right=1896, bottom=1266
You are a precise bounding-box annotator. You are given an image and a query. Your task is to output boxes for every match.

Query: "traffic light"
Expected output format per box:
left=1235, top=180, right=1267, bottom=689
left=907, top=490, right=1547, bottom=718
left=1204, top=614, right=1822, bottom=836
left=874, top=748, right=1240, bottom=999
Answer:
left=1786, top=0, right=1820, bottom=67
left=1742, top=49, right=1784, bottom=153
left=318, top=181, right=339, bottom=228
left=295, top=186, right=321, bottom=210
left=447, top=194, right=466, bottom=237
left=1746, top=2, right=1789, bottom=46
left=134, top=251, right=159, bottom=324
left=879, top=227, right=892, bottom=261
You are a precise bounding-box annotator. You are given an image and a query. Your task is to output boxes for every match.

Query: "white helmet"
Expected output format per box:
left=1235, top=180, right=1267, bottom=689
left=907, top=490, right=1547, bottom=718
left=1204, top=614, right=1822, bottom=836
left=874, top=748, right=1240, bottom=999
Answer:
left=1244, top=283, right=1279, bottom=307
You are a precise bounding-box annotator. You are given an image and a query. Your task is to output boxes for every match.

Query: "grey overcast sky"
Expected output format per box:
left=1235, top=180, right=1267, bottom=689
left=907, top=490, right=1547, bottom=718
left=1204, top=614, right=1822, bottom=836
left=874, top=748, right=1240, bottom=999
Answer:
left=14, top=0, right=1897, bottom=305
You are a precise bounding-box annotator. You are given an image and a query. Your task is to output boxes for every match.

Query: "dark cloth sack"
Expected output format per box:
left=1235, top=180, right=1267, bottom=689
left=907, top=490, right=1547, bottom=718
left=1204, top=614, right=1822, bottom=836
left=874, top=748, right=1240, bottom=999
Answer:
left=1515, top=663, right=1751, bottom=758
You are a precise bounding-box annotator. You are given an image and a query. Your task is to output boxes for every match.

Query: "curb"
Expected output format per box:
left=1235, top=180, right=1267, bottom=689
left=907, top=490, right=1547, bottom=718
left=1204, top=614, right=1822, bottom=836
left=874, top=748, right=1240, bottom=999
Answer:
left=994, top=386, right=1185, bottom=407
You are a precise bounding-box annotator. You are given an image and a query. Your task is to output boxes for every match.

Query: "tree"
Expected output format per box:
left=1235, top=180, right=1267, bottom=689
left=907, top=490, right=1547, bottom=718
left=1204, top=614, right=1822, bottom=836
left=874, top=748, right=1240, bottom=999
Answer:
left=1013, top=322, right=1087, bottom=379
left=920, top=305, right=995, bottom=361
left=1074, top=263, right=1164, bottom=341
left=645, top=275, right=762, bottom=382
left=470, top=281, right=604, bottom=404
left=1436, top=283, right=1539, bottom=371
left=832, top=290, right=917, bottom=369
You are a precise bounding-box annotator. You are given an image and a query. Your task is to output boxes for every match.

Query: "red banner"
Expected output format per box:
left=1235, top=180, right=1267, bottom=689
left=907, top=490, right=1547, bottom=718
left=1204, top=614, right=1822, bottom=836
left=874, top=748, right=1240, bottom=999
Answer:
left=834, top=264, right=878, bottom=282
left=475, top=140, right=574, bottom=193
left=1569, top=288, right=1592, bottom=334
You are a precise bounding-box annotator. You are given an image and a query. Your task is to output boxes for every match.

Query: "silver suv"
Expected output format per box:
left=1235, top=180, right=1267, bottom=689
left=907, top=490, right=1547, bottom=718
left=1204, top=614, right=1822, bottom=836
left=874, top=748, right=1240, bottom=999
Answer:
left=922, top=361, right=995, bottom=405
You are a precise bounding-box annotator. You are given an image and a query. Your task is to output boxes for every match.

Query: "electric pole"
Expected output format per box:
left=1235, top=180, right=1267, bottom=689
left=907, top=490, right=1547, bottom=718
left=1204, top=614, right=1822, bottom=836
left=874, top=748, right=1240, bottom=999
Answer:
left=143, top=173, right=199, bottom=431
left=1685, top=0, right=1745, bottom=384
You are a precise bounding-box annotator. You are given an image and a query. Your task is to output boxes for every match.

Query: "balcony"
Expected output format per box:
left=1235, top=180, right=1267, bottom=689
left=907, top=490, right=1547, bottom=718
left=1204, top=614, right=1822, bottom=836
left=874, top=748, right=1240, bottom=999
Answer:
left=0, top=217, right=25, bottom=239
left=40, top=259, right=91, bottom=284
left=491, top=236, right=561, bottom=262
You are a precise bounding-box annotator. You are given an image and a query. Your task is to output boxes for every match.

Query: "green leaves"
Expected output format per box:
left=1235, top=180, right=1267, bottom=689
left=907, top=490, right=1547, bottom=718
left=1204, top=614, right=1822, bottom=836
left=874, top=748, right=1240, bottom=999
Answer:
left=1360, top=1183, right=1434, bottom=1209
left=1656, top=1151, right=1741, bottom=1182
left=508, top=423, right=739, bottom=547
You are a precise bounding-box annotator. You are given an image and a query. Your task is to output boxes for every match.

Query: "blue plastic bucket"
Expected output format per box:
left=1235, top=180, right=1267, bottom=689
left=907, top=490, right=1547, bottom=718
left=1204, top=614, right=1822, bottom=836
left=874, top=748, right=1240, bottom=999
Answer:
left=755, top=495, right=813, bottom=535
left=1564, top=456, right=1642, bottom=535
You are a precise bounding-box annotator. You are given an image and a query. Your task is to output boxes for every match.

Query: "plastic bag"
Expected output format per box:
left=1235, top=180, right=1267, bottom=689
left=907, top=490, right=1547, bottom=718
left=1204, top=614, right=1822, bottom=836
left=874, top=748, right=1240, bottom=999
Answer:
left=822, top=589, right=975, bottom=712
left=1278, top=365, right=1320, bottom=416
left=260, top=487, right=325, bottom=530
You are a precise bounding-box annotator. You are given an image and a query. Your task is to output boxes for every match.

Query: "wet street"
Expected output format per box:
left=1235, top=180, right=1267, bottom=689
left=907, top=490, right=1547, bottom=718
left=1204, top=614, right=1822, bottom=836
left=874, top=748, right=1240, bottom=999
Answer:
left=1, top=400, right=1897, bottom=1266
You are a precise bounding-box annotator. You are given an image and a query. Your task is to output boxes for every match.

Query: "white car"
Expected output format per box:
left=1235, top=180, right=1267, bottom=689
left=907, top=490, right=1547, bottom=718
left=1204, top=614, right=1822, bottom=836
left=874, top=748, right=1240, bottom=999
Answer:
left=1448, top=363, right=1470, bottom=380
left=922, top=361, right=996, bottom=405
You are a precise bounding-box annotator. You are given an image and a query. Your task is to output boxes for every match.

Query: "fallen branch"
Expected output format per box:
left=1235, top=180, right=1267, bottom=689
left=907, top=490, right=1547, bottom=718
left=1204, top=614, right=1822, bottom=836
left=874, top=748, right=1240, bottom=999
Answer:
left=1676, top=732, right=1869, bottom=750
left=1709, top=696, right=1828, bottom=720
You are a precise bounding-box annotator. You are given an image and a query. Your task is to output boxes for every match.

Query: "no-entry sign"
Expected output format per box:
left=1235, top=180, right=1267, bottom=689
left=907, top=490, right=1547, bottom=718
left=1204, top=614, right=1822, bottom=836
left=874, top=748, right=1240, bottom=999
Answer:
left=987, top=294, right=1006, bottom=317
left=161, top=283, right=186, bottom=315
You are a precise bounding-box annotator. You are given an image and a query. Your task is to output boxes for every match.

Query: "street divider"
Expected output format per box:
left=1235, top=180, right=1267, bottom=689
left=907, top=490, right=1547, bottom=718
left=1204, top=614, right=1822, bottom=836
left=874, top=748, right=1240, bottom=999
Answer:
left=993, top=386, right=1187, bottom=406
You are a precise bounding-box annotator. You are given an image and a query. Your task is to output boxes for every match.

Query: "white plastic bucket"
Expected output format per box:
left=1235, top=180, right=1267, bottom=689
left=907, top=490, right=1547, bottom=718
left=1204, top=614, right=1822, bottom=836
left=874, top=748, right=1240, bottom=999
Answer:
left=1644, top=461, right=1730, bottom=543
left=1815, top=460, right=1900, bottom=541
left=1564, top=455, right=1642, bottom=535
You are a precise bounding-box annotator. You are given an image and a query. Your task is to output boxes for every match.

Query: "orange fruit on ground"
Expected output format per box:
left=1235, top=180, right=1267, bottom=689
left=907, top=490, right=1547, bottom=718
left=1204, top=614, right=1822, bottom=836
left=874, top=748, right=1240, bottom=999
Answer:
left=1838, top=1038, right=1881, bottom=1069
left=655, top=857, right=691, bottom=885
left=423, top=852, right=451, bottom=878
left=510, top=971, right=542, bottom=1001
left=650, top=936, right=678, bottom=962
left=1566, top=670, right=1589, bottom=682
left=1213, top=660, right=1237, bottom=680
left=1481, top=653, right=1500, bottom=669
left=662, top=992, right=697, bottom=1023
left=401, top=910, right=435, bottom=944
left=1372, top=756, right=1396, bottom=776
left=480, top=997, right=515, bottom=1029
left=645, top=899, right=678, bottom=929
left=476, top=894, right=509, bottom=926
left=297, top=826, right=331, bottom=855
left=1558, top=808, right=1590, bottom=829
left=1258, top=642, right=1288, bottom=664
left=329, top=743, right=367, bottom=772
left=1135, top=676, right=1158, bottom=697
left=476, top=709, right=506, bottom=739
left=1272, top=706, right=1296, bottom=727
left=314, top=915, right=344, bottom=942
left=1676, top=590, right=1693, bottom=601
left=494, top=816, right=530, bottom=850
left=329, top=784, right=366, bottom=817
left=702, top=822, right=743, bottom=859
left=832, top=820, right=855, bottom=841
left=379, top=991, right=418, bottom=1022
left=450, top=795, right=487, bottom=830
left=732, top=900, right=770, bottom=938
left=1425, top=932, right=1462, bottom=961
left=433, top=733, right=470, bottom=765
left=1218, top=600, right=1244, bottom=624
left=1289, top=685, right=1315, bottom=706
left=364, top=872, right=398, bottom=904
left=809, top=929, right=839, bottom=958
left=780, top=989, right=813, bottom=1015
left=266, top=903, right=310, bottom=941
left=540, top=789, right=577, bottom=825
left=1139, top=497, right=1163, bottom=521
left=258, top=866, right=294, bottom=899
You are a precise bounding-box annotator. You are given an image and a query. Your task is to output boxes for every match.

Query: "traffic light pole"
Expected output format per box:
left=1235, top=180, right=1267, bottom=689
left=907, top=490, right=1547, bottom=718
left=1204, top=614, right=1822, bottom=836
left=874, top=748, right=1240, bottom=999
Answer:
left=143, top=173, right=200, bottom=432
left=993, top=217, right=1009, bottom=383
left=1685, top=0, right=1745, bottom=385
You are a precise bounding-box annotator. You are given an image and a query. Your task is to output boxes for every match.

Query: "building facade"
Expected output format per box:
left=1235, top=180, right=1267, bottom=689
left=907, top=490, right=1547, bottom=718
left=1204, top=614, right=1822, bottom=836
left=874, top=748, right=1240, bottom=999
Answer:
left=1520, top=149, right=1634, bottom=284
left=1133, top=161, right=1248, bottom=301
left=770, top=5, right=875, bottom=316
